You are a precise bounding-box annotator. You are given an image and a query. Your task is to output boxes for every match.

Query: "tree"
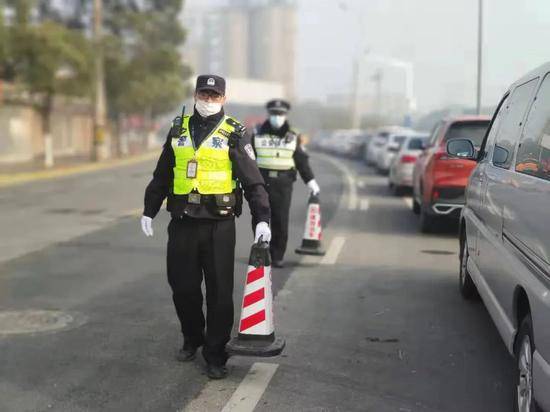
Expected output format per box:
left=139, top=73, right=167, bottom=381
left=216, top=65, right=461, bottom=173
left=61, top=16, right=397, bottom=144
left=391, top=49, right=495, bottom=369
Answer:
left=5, top=1, right=93, bottom=165
left=103, top=0, right=192, bottom=119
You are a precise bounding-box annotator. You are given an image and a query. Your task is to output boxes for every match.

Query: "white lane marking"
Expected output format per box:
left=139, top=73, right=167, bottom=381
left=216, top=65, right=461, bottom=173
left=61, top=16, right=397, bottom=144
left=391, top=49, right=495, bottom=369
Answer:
left=359, top=197, right=370, bottom=211
left=403, top=197, right=413, bottom=209
left=317, top=155, right=358, bottom=211
left=320, top=236, right=346, bottom=265
left=221, top=363, right=279, bottom=412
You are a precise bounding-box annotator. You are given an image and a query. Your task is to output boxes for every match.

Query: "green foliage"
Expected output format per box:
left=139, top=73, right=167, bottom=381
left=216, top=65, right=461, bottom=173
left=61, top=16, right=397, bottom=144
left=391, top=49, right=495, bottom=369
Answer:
left=104, top=0, right=192, bottom=117
left=0, top=0, right=92, bottom=100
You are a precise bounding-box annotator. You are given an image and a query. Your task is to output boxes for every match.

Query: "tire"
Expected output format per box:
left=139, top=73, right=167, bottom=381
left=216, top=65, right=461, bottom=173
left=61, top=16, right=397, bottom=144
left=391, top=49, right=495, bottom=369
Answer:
left=412, top=197, right=421, bottom=214
left=419, top=205, right=435, bottom=233
left=514, top=315, right=541, bottom=412
left=459, top=234, right=478, bottom=300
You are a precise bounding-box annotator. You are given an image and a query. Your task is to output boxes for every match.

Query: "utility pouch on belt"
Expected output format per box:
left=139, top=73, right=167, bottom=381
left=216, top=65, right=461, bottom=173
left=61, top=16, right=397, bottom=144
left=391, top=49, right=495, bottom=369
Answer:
left=207, top=193, right=236, bottom=217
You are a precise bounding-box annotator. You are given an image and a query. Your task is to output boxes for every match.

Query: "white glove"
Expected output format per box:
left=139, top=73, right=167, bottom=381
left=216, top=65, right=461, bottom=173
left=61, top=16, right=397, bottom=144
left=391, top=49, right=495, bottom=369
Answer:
left=141, top=215, right=154, bottom=237
left=307, top=179, right=320, bottom=195
left=254, top=222, right=271, bottom=243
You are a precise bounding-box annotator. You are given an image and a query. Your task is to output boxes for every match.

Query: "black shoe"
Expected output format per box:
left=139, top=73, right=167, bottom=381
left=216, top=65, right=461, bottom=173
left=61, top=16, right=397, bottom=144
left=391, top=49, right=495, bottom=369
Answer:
left=176, top=346, right=197, bottom=362
left=272, top=260, right=284, bottom=268
left=206, top=364, right=228, bottom=379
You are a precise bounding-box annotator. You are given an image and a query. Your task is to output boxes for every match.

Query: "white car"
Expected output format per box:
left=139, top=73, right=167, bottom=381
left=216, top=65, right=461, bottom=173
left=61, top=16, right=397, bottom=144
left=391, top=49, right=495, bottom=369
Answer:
left=388, top=133, right=429, bottom=194
left=375, top=130, right=418, bottom=173
left=365, top=126, right=409, bottom=166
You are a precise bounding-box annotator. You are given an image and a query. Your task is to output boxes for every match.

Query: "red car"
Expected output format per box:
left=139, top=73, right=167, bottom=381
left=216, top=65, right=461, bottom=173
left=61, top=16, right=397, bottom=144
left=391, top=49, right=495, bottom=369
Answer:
left=412, top=116, right=491, bottom=232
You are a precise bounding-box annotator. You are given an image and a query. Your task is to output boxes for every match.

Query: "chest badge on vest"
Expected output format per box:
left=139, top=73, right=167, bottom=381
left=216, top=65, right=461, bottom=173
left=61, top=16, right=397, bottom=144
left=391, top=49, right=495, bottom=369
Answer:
left=177, top=136, right=187, bottom=146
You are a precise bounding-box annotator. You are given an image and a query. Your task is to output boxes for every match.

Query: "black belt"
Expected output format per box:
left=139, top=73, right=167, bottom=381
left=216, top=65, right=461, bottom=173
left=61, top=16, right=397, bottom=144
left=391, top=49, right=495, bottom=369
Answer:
left=173, top=192, right=236, bottom=206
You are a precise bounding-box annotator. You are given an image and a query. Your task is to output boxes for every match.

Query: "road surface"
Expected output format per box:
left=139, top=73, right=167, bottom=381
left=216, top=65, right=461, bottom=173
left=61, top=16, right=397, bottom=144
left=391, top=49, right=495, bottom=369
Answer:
left=0, top=153, right=514, bottom=411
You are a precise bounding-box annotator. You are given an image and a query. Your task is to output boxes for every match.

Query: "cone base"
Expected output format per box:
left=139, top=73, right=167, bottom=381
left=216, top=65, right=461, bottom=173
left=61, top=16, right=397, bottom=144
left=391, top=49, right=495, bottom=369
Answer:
left=227, top=336, right=285, bottom=357
left=295, top=246, right=326, bottom=256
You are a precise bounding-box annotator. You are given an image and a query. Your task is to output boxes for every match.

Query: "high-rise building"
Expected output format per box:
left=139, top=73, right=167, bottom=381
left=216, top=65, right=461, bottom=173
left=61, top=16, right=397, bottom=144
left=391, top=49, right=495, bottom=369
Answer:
left=248, top=0, right=297, bottom=99
left=181, top=0, right=296, bottom=98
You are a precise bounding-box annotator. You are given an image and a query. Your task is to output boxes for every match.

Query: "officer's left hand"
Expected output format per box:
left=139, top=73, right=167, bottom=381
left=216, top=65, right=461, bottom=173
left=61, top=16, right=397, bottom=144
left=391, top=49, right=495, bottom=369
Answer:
left=254, top=222, right=271, bottom=243
left=307, top=179, right=320, bottom=196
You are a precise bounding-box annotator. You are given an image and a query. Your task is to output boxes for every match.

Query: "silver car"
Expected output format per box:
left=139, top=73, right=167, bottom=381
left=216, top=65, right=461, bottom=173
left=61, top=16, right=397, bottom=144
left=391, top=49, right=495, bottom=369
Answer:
left=448, top=62, right=550, bottom=412
left=388, top=134, right=429, bottom=194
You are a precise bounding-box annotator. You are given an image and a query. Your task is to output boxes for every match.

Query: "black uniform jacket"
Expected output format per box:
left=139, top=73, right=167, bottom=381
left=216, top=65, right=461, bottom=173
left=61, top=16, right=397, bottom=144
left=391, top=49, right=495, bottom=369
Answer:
left=252, top=120, right=315, bottom=183
left=143, top=108, right=271, bottom=223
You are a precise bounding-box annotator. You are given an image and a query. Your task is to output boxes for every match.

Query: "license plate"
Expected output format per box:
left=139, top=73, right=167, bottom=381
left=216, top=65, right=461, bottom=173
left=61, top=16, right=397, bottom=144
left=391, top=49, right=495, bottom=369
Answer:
left=269, top=171, right=278, bottom=178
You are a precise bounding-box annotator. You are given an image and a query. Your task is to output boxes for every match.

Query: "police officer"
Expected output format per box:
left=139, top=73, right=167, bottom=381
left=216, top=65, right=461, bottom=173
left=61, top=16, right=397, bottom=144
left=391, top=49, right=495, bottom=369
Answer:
left=252, top=99, right=320, bottom=268
left=141, top=75, right=271, bottom=380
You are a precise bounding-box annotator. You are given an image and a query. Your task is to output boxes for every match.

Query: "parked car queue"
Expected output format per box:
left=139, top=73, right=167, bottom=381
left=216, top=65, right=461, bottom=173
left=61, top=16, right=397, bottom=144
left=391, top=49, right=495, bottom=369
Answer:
left=364, top=63, right=550, bottom=412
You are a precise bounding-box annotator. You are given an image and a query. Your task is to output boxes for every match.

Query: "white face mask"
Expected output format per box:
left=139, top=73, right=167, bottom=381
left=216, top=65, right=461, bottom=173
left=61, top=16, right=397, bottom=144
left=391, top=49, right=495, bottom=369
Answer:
left=269, top=115, right=286, bottom=129
left=195, top=98, right=222, bottom=118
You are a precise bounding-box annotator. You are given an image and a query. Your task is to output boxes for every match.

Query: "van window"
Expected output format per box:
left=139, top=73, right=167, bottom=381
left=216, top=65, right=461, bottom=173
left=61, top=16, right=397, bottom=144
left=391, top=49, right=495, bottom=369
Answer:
left=516, top=73, right=550, bottom=180
left=493, top=78, right=538, bottom=169
left=483, top=94, right=509, bottom=158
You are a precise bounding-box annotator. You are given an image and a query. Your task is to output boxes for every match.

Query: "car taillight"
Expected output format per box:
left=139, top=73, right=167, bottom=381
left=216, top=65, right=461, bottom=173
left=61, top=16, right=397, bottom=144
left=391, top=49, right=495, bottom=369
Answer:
left=400, top=155, right=417, bottom=163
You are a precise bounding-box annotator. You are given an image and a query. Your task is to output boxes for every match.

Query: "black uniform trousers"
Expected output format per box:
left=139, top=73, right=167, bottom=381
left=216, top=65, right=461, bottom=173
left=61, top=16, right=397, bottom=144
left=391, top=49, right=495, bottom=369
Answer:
left=167, top=215, right=236, bottom=366
left=264, top=174, right=294, bottom=262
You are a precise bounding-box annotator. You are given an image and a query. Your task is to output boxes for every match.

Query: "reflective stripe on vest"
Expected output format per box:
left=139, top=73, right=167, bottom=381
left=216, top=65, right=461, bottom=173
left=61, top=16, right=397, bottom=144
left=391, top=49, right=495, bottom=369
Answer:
left=254, top=132, right=297, bottom=170
left=171, top=115, right=238, bottom=195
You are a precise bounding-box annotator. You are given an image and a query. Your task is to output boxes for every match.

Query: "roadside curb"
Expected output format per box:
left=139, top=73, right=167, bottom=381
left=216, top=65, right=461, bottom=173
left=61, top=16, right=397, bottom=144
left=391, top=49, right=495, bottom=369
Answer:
left=0, top=151, right=159, bottom=189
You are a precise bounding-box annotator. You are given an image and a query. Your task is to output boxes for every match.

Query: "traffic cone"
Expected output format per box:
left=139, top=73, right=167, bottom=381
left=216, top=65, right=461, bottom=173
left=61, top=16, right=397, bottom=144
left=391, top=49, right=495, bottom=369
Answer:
left=295, top=193, right=326, bottom=256
left=227, top=241, right=285, bottom=357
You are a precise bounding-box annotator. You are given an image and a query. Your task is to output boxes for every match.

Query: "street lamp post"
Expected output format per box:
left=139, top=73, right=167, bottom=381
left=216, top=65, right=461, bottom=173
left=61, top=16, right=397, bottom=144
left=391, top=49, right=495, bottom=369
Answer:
left=476, top=0, right=483, bottom=115
left=93, top=0, right=109, bottom=161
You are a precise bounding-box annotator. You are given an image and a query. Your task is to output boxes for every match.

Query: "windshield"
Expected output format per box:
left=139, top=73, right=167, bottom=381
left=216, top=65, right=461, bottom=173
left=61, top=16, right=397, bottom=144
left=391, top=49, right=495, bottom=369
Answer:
left=408, top=137, right=427, bottom=150
left=445, top=121, right=490, bottom=146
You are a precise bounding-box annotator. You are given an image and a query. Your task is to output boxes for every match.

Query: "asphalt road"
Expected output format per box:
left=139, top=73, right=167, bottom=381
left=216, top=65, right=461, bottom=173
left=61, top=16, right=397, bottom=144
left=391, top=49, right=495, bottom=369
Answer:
left=0, top=153, right=514, bottom=412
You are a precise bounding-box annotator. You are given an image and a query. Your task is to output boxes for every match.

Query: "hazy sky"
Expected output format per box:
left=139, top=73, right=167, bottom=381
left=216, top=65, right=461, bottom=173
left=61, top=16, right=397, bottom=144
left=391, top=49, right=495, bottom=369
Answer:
left=187, top=0, right=550, bottom=114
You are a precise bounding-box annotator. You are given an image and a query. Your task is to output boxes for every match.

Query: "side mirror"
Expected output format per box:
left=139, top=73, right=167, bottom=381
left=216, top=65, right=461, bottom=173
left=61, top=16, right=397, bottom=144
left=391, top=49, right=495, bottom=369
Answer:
left=447, top=139, right=476, bottom=160
left=493, top=146, right=510, bottom=166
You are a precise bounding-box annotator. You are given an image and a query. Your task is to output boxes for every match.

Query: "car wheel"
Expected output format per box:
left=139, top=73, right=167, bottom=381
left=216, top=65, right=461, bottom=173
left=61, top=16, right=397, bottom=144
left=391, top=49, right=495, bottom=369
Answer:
left=514, top=315, right=541, bottom=412
left=412, top=198, right=421, bottom=214
left=459, top=234, right=478, bottom=300
left=419, top=205, right=435, bottom=233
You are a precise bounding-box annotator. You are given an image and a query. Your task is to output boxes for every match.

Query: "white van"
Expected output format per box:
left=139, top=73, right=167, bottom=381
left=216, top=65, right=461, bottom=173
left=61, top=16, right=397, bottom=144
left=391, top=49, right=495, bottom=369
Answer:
left=448, top=62, right=550, bottom=412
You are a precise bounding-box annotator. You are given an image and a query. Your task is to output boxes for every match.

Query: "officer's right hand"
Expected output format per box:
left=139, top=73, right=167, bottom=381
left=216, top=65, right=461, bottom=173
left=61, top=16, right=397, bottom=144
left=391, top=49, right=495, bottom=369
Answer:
left=141, top=215, right=154, bottom=237
left=254, top=222, right=271, bottom=243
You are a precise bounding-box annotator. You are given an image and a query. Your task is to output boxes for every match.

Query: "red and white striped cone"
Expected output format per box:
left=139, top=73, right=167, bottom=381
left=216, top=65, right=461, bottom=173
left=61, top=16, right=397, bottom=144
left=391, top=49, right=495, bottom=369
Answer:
left=227, top=241, right=285, bottom=357
left=295, top=193, right=326, bottom=256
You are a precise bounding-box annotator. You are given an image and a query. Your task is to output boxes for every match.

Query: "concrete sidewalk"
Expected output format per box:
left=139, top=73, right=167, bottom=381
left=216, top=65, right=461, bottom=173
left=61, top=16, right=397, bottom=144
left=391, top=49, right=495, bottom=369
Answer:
left=0, top=151, right=159, bottom=189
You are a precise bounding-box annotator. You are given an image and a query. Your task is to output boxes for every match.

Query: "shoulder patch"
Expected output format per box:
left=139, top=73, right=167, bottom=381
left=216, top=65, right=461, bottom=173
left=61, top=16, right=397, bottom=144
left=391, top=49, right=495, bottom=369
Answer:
left=244, top=143, right=256, bottom=160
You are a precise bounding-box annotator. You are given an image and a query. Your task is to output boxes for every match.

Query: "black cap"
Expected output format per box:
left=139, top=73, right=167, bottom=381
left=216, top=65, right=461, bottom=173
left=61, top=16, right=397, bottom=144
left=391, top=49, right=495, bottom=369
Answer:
left=196, top=75, right=226, bottom=95
left=266, top=99, right=291, bottom=114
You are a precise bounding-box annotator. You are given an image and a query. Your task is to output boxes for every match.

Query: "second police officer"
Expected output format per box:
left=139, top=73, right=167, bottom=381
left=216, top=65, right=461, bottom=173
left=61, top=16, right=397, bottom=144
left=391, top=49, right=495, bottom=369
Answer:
left=252, top=99, right=320, bottom=268
left=141, top=75, right=271, bottom=380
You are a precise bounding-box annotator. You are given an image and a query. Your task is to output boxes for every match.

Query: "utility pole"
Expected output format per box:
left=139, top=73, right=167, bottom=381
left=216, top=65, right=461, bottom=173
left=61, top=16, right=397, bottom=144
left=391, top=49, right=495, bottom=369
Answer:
left=93, top=0, right=109, bottom=161
left=372, top=69, right=383, bottom=121
left=351, top=58, right=362, bottom=129
left=476, top=0, right=483, bottom=115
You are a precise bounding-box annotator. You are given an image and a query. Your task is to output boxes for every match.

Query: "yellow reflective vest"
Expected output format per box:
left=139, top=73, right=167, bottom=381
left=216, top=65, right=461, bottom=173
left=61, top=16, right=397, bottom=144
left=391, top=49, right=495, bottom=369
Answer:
left=171, top=115, right=238, bottom=195
left=254, top=131, right=297, bottom=170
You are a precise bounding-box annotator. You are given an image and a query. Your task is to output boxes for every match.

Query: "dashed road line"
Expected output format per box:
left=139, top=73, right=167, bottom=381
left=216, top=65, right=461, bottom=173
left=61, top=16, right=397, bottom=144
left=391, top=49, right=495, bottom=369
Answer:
left=359, top=197, right=370, bottom=211
left=220, top=363, right=279, bottom=412
left=320, top=236, right=346, bottom=265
